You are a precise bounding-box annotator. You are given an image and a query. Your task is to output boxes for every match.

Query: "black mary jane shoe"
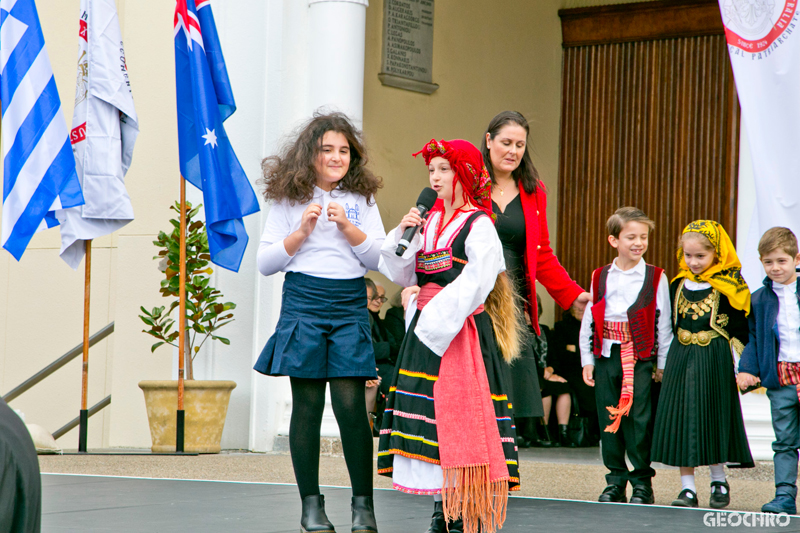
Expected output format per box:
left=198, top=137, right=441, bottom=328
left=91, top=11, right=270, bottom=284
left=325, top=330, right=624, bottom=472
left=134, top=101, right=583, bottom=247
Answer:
left=351, top=495, right=378, bottom=533
left=629, top=485, right=655, bottom=505
left=671, top=488, right=698, bottom=508
left=301, top=494, right=336, bottom=533
left=709, top=481, right=731, bottom=509
left=598, top=484, right=627, bottom=503
left=425, top=501, right=445, bottom=533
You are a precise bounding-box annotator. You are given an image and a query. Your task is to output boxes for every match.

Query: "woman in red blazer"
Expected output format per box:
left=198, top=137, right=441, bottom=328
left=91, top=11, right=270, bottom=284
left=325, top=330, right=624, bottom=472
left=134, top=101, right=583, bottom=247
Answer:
left=482, top=110, right=590, bottom=447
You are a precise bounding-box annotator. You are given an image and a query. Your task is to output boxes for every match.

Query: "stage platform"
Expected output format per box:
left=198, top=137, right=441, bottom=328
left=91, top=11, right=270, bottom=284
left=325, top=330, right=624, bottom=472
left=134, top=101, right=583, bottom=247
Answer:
left=42, top=473, right=798, bottom=532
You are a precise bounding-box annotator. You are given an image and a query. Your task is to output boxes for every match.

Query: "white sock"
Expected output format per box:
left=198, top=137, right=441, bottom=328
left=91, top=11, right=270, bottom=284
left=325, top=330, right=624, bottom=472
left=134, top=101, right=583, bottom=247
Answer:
left=710, top=464, right=728, bottom=493
left=433, top=493, right=442, bottom=502
left=681, top=474, right=696, bottom=493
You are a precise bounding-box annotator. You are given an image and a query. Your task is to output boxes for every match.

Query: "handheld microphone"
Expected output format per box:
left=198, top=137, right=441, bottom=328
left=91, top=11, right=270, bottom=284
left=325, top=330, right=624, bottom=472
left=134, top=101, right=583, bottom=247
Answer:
left=396, top=187, right=438, bottom=256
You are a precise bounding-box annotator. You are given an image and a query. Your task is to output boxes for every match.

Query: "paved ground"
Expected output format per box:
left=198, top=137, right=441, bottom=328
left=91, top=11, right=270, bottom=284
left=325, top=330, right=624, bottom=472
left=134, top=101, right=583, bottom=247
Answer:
left=42, top=474, right=798, bottom=533
left=38, top=443, right=780, bottom=514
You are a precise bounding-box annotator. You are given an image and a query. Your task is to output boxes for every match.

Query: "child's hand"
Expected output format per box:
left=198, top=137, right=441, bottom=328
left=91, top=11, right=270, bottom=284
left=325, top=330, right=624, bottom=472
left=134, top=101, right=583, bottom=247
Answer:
left=582, top=365, right=595, bottom=387
left=399, top=207, right=423, bottom=233
left=299, top=203, right=322, bottom=237
left=654, top=368, right=664, bottom=382
left=737, top=372, right=760, bottom=390
left=327, top=202, right=350, bottom=232
left=401, top=286, right=420, bottom=309
left=547, top=373, right=567, bottom=383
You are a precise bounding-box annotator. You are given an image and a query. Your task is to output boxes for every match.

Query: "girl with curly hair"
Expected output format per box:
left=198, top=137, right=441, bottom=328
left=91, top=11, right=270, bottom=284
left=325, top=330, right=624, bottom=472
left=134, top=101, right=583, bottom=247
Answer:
left=254, top=112, right=385, bottom=533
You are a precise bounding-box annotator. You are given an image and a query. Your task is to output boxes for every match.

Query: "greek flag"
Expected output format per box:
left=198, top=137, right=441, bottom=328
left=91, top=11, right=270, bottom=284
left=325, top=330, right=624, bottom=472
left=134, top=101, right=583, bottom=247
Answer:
left=0, top=0, right=84, bottom=260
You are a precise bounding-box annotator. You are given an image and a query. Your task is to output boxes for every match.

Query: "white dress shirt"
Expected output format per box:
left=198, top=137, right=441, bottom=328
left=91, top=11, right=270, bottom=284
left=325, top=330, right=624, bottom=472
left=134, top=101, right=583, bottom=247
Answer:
left=579, top=258, right=673, bottom=369
left=257, top=187, right=386, bottom=279
left=775, top=280, right=800, bottom=363
left=379, top=209, right=505, bottom=357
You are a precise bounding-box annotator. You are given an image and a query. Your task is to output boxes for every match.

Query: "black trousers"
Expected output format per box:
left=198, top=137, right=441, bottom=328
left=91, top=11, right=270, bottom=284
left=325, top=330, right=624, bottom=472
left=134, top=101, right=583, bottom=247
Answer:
left=594, top=345, right=656, bottom=488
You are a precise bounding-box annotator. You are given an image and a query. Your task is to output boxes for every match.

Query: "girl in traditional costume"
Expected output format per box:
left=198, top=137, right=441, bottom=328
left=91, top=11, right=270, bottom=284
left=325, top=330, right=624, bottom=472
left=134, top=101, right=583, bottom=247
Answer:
left=378, top=139, right=521, bottom=533
left=254, top=112, right=385, bottom=533
left=651, top=220, right=754, bottom=509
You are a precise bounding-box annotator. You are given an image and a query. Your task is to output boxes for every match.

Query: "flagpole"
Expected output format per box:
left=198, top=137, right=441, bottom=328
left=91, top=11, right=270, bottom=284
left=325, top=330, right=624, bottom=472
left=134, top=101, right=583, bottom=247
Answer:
left=78, top=239, right=92, bottom=453
left=177, top=177, right=186, bottom=453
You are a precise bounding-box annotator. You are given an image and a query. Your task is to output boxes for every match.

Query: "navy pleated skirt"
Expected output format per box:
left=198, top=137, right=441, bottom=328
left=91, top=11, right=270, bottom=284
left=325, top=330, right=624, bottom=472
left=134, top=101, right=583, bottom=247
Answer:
left=254, top=272, right=377, bottom=379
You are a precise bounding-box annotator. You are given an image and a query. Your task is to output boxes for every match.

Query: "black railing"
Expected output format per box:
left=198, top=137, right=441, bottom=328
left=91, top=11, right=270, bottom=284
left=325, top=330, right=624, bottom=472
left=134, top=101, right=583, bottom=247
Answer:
left=2, top=322, right=114, bottom=403
left=52, top=395, right=111, bottom=440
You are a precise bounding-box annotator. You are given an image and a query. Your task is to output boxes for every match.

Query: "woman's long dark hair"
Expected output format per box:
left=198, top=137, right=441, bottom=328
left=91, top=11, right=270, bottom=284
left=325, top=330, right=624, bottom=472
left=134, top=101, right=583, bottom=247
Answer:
left=481, top=110, right=541, bottom=194
left=259, top=111, right=382, bottom=205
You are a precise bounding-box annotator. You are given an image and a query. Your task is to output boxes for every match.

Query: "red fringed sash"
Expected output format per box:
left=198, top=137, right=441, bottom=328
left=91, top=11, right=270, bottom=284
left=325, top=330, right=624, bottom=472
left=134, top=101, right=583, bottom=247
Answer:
left=603, top=321, right=635, bottom=433
left=777, top=361, right=800, bottom=401
left=417, top=284, right=509, bottom=533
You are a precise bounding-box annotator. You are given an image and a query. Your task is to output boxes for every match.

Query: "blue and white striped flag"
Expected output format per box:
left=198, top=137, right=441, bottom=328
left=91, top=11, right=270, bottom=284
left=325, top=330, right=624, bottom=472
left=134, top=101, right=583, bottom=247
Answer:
left=0, top=0, right=84, bottom=260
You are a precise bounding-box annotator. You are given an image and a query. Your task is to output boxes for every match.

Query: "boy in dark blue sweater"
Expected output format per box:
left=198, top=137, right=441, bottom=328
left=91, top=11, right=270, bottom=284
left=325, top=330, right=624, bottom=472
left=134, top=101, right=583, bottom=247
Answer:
left=738, top=227, right=800, bottom=515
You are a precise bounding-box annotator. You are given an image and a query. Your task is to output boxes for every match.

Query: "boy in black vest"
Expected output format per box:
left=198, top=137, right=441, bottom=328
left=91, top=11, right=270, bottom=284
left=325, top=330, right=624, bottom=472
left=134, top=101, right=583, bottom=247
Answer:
left=579, top=207, right=673, bottom=504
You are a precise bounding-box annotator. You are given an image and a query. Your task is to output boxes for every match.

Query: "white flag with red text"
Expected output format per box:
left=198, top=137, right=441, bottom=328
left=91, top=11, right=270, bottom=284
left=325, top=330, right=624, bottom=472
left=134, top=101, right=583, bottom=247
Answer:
left=719, top=1, right=800, bottom=285
left=57, top=0, right=138, bottom=269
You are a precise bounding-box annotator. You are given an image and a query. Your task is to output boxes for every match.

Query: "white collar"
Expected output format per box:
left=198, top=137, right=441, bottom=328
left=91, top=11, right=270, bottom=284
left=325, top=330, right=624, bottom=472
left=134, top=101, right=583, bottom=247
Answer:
left=773, top=280, right=798, bottom=294
left=609, top=257, right=646, bottom=275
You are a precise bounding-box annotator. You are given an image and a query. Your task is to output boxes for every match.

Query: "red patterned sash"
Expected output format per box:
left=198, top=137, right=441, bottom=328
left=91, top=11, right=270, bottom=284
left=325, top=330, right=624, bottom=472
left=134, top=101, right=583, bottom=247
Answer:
left=603, top=321, right=634, bottom=433
left=416, top=283, right=507, bottom=533
left=777, top=361, right=800, bottom=401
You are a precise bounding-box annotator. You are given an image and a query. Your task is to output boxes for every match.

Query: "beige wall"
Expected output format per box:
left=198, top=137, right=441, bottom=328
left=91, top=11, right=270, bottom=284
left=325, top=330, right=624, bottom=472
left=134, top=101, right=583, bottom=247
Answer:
left=364, top=0, right=571, bottom=326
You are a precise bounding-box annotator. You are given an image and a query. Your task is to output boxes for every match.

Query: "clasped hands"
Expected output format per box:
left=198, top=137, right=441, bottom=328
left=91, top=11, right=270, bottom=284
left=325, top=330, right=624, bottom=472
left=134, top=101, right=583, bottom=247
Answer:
left=299, top=202, right=352, bottom=236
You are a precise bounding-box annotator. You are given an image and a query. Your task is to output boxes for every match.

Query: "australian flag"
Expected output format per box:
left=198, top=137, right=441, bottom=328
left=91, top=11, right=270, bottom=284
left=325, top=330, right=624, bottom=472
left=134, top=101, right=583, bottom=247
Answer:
left=174, top=0, right=259, bottom=272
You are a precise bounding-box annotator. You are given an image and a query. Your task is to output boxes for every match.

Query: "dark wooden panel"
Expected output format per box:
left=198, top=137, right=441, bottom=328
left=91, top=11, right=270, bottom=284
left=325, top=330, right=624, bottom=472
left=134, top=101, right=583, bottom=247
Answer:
left=559, top=0, right=725, bottom=48
left=556, top=32, right=739, bottom=295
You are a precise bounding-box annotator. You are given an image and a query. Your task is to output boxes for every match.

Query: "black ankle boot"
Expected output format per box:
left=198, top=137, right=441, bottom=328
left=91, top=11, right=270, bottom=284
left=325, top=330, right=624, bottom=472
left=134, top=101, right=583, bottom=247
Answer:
left=301, top=494, right=336, bottom=533
left=425, top=501, right=445, bottom=533
left=559, top=424, right=576, bottom=448
left=351, top=495, right=378, bottom=532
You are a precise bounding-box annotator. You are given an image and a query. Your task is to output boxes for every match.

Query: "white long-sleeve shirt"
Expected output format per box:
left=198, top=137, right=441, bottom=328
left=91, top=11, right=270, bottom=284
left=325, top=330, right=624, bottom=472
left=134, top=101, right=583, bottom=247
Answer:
left=257, top=187, right=385, bottom=279
left=579, top=258, right=673, bottom=369
left=775, top=280, right=800, bottom=363
left=379, top=209, right=505, bottom=357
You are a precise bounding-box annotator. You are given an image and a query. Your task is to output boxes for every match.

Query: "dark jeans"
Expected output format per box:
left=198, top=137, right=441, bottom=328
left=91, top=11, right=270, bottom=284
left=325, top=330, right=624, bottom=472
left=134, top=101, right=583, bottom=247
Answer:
left=594, top=345, right=656, bottom=488
left=767, top=385, right=800, bottom=499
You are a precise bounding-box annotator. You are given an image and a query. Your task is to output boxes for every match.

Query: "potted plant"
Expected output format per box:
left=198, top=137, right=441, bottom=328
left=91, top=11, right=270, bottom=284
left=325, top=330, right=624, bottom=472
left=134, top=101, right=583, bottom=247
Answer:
left=138, top=202, right=237, bottom=453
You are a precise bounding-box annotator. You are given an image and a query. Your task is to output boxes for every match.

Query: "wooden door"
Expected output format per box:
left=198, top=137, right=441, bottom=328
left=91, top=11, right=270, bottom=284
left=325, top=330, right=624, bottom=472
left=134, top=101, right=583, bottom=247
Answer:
left=556, top=0, right=739, bottom=291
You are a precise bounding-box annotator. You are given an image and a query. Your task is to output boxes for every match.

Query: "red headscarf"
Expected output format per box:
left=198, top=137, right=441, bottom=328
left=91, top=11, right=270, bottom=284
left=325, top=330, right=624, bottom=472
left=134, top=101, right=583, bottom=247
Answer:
left=413, top=139, right=494, bottom=219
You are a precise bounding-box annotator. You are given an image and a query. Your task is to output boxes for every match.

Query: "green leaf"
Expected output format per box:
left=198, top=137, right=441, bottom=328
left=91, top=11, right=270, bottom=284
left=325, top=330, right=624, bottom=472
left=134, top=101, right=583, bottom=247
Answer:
left=150, top=341, right=166, bottom=353
left=211, top=336, right=230, bottom=345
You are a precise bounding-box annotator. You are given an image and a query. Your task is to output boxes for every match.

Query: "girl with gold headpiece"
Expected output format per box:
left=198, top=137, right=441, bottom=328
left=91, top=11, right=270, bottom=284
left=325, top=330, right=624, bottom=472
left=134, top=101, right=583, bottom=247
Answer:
left=651, top=220, right=754, bottom=509
left=377, top=139, right=522, bottom=533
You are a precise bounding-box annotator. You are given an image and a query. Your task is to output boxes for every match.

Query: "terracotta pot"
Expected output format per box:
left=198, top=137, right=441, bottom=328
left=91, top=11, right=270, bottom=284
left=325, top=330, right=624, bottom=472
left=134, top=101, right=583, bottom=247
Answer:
left=138, top=380, right=236, bottom=453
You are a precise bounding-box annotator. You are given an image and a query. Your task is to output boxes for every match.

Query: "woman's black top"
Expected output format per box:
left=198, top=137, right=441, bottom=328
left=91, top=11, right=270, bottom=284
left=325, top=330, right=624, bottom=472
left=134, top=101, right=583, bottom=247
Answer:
left=492, top=195, right=527, bottom=298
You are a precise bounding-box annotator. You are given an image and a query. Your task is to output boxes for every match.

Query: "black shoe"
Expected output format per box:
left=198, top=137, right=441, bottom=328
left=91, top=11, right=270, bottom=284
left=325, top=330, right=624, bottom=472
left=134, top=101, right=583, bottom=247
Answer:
left=351, top=496, right=378, bottom=533
left=671, top=488, right=698, bottom=507
left=425, top=501, right=445, bottom=533
left=447, top=518, right=463, bottom=533
left=534, top=424, right=560, bottom=448
left=516, top=435, right=533, bottom=448
left=709, top=481, right=731, bottom=509
left=301, top=494, right=336, bottom=533
left=629, top=485, right=654, bottom=505
left=598, top=484, right=627, bottom=503
left=558, top=425, right=577, bottom=448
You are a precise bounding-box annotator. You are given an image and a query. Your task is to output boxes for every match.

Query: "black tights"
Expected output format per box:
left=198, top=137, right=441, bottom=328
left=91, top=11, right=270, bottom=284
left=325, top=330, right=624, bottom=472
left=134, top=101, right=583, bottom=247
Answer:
left=289, top=377, right=373, bottom=499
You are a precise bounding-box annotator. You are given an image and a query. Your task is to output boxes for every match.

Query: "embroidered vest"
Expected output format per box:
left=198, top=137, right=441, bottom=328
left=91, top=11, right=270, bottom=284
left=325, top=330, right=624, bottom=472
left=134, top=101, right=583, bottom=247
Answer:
left=590, top=264, right=662, bottom=361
